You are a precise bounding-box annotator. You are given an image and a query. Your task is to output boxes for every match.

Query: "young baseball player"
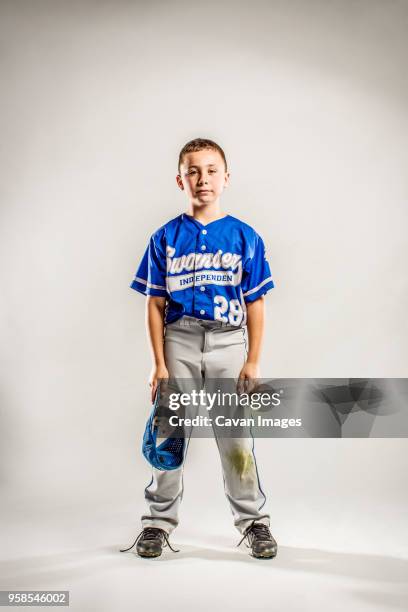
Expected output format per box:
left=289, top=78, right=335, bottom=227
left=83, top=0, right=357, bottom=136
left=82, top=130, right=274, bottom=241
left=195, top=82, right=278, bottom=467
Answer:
left=123, top=138, right=277, bottom=559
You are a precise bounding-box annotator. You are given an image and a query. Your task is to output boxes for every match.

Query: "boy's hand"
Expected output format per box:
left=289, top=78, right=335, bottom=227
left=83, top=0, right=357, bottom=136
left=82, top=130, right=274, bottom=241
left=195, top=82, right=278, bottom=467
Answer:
left=149, top=364, right=169, bottom=404
left=237, top=361, right=260, bottom=395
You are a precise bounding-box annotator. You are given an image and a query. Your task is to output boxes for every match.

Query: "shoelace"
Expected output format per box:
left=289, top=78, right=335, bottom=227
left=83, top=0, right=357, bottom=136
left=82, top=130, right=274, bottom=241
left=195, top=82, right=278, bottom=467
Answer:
left=120, top=527, right=180, bottom=553
left=237, top=520, right=272, bottom=548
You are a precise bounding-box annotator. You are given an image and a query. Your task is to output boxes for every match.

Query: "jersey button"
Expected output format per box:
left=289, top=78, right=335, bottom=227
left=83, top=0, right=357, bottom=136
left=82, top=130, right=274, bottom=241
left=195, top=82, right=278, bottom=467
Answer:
left=200, top=286, right=206, bottom=292
left=201, top=244, right=206, bottom=250
left=200, top=309, right=205, bottom=315
left=202, top=229, right=207, bottom=235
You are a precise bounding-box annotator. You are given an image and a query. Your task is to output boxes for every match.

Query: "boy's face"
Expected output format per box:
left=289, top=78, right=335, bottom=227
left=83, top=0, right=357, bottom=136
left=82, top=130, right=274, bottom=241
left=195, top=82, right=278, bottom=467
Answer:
left=177, top=149, right=229, bottom=206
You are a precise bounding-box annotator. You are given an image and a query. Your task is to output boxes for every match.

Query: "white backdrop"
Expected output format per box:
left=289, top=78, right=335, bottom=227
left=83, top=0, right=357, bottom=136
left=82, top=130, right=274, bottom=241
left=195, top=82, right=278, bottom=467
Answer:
left=1, top=1, right=407, bottom=610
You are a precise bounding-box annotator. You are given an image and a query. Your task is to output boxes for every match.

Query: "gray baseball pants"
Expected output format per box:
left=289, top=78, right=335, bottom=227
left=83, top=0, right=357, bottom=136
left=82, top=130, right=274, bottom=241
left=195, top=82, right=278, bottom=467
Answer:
left=141, top=315, right=270, bottom=535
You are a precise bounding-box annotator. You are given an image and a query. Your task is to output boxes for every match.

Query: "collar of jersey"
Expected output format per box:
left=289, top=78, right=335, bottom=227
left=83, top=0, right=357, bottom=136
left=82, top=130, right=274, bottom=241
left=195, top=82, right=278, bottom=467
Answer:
left=182, top=213, right=230, bottom=230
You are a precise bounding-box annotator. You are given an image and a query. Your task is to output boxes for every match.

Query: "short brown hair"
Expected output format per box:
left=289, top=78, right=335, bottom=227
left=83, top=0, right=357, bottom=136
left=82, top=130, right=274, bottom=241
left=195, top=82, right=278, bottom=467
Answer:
left=178, top=138, right=228, bottom=173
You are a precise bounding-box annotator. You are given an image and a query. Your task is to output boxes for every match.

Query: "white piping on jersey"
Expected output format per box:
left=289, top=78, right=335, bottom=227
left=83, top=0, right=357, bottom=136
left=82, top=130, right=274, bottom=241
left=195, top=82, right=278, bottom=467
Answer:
left=242, top=276, right=273, bottom=297
left=134, top=276, right=166, bottom=290
left=239, top=286, right=247, bottom=326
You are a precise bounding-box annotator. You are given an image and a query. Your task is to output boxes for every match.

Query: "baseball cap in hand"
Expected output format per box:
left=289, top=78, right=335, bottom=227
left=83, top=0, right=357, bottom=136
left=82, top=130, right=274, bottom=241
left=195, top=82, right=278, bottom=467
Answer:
left=142, top=387, right=186, bottom=470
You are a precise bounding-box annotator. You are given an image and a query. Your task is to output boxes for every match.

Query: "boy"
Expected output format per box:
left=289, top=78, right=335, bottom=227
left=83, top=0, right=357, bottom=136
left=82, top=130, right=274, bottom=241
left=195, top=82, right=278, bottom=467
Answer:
left=123, top=138, right=277, bottom=559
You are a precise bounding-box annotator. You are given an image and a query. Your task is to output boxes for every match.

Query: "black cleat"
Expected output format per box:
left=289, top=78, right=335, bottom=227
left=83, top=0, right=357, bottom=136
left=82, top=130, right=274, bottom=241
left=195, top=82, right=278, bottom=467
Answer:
left=120, top=527, right=179, bottom=558
left=237, top=521, right=278, bottom=559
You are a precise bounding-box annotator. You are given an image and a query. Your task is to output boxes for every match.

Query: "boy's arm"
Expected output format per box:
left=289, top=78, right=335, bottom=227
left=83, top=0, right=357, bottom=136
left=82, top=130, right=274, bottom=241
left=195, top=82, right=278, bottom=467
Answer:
left=146, top=296, right=169, bottom=403
left=240, top=296, right=265, bottom=382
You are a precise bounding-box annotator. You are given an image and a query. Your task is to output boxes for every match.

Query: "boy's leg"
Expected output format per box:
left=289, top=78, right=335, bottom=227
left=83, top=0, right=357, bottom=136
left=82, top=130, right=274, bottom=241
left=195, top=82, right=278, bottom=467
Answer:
left=141, top=463, right=187, bottom=535
left=212, top=434, right=270, bottom=534
left=203, top=324, right=271, bottom=535
left=141, top=317, right=203, bottom=534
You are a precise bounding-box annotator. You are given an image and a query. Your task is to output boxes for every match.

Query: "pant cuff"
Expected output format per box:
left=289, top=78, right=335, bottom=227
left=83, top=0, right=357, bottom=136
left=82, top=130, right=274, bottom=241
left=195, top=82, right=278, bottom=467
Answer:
left=141, top=520, right=175, bottom=535
left=236, top=515, right=270, bottom=534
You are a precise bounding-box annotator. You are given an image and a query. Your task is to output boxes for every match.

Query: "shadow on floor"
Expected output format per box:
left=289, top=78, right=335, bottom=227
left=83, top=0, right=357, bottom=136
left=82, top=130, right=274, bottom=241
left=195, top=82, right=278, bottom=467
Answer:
left=2, top=541, right=408, bottom=586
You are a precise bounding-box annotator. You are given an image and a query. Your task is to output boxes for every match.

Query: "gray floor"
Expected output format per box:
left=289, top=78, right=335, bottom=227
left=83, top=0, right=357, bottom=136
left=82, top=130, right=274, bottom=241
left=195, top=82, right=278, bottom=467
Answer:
left=2, top=519, right=407, bottom=612
left=2, top=439, right=408, bottom=611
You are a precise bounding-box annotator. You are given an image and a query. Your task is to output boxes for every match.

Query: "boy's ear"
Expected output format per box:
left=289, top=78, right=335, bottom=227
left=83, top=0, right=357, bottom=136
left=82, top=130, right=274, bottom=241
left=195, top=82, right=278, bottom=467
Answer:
left=176, top=175, right=184, bottom=190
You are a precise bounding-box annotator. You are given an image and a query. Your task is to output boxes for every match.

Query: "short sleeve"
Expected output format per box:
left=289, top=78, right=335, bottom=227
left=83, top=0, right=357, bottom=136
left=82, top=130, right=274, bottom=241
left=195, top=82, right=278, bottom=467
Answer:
left=241, top=233, right=274, bottom=303
left=130, top=234, right=167, bottom=297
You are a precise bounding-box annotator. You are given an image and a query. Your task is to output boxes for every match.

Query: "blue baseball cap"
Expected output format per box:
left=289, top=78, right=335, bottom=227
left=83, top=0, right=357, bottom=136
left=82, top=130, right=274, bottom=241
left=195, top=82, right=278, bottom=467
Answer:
left=142, top=389, right=185, bottom=470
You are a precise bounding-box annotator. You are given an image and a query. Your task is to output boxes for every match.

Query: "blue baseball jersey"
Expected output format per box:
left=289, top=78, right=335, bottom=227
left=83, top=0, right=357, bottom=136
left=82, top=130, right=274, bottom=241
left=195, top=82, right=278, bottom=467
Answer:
left=130, top=213, right=274, bottom=327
